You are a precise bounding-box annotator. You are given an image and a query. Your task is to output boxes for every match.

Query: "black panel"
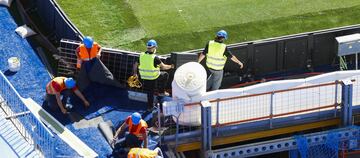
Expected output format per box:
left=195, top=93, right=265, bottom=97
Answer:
left=226, top=46, right=248, bottom=73
left=313, top=33, right=336, bottom=67
left=284, top=37, right=307, bottom=70
left=253, top=43, right=277, bottom=74
left=171, top=52, right=198, bottom=69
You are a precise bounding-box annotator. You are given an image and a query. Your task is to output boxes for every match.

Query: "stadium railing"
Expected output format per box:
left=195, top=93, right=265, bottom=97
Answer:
left=0, top=71, right=54, bottom=157
left=159, top=78, right=359, bottom=150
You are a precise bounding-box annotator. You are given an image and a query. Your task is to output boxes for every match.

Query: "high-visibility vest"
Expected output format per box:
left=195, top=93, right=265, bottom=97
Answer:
left=46, top=77, right=67, bottom=94
left=206, top=40, right=227, bottom=70
left=128, top=119, right=148, bottom=140
left=76, top=43, right=100, bottom=68
left=138, top=52, right=160, bottom=80
left=127, top=148, right=158, bottom=158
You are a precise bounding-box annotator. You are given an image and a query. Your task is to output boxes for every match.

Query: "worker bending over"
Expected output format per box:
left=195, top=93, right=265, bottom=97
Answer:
left=112, top=112, right=148, bottom=148
left=45, top=77, right=90, bottom=114
left=133, top=40, right=173, bottom=109
left=198, top=30, right=244, bottom=91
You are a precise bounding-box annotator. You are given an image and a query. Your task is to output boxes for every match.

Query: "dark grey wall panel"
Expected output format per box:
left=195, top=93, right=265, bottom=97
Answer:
left=284, top=37, right=307, bottom=70
left=253, top=43, right=277, bottom=74
left=226, top=46, right=248, bottom=73
left=313, top=34, right=336, bottom=67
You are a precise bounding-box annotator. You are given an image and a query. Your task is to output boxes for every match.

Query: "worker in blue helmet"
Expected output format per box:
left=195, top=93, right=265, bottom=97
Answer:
left=44, top=77, right=90, bottom=114
left=112, top=112, right=148, bottom=148
left=198, top=30, right=244, bottom=91
left=75, top=36, right=102, bottom=69
left=132, top=39, right=174, bottom=109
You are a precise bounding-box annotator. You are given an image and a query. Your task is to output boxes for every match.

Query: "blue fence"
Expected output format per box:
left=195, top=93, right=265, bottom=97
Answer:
left=0, top=71, right=54, bottom=157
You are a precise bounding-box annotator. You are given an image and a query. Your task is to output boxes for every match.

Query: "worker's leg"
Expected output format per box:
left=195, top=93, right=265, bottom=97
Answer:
left=207, top=69, right=215, bottom=90
left=125, top=134, right=142, bottom=148
left=44, top=94, right=59, bottom=111
left=143, top=79, right=155, bottom=109
left=210, top=69, right=223, bottom=91
left=156, top=71, right=169, bottom=93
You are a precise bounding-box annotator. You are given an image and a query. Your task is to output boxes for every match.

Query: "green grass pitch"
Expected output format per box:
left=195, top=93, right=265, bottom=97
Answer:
left=57, top=0, right=360, bottom=54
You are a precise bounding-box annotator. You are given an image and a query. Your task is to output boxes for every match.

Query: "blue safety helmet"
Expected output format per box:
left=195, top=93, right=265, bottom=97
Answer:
left=83, top=36, right=94, bottom=48
left=216, top=30, right=228, bottom=39
left=64, top=77, right=76, bottom=89
left=131, top=112, right=142, bottom=125
left=147, top=39, right=157, bottom=48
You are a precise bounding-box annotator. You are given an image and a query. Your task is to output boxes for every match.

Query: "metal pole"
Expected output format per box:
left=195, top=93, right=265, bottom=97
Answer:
left=157, top=103, right=162, bottom=145
left=216, top=99, right=220, bottom=136
left=341, top=82, right=349, bottom=126
left=348, top=84, right=353, bottom=125
left=201, top=101, right=212, bottom=158
left=341, top=80, right=353, bottom=126
left=356, top=53, right=358, bottom=70
left=270, top=92, right=274, bottom=129
left=334, top=81, right=338, bottom=117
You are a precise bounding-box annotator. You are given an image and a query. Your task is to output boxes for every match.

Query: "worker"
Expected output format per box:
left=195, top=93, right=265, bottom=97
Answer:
left=132, top=39, right=174, bottom=109
left=198, top=30, right=244, bottom=91
left=75, top=36, right=122, bottom=91
left=112, top=112, right=148, bottom=148
left=45, top=77, right=90, bottom=114
left=75, top=36, right=102, bottom=70
left=128, top=147, right=163, bottom=158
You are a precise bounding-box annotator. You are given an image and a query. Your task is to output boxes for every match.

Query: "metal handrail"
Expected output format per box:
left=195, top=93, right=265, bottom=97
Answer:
left=0, top=71, right=54, bottom=157
left=183, top=81, right=339, bottom=128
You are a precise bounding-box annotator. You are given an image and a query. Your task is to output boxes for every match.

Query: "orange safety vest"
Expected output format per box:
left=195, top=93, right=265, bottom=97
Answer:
left=76, top=43, right=100, bottom=68
left=46, top=77, right=67, bottom=94
left=128, top=119, right=148, bottom=140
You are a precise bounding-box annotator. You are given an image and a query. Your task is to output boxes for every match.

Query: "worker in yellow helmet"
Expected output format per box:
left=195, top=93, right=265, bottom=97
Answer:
left=198, top=30, right=244, bottom=91
left=133, top=40, right=174, bottom=109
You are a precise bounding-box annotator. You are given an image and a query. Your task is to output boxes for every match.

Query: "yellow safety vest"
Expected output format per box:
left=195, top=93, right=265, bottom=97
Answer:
left=206, top=40, right=227, bottom=70
left=139, top=52, right=160, bottom=80
left=128, top=148, right=158, bottom=158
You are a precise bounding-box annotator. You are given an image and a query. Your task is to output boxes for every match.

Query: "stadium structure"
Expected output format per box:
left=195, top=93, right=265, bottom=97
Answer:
left=0, top=0, right=360, bottom=158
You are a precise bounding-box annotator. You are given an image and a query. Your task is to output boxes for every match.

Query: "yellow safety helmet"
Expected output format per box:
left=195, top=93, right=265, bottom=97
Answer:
left=127, top=75, right=142, bottom=88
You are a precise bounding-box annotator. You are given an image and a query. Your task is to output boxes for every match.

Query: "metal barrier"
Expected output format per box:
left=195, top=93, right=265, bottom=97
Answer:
left=212, top=126, right=360, bottom=158
left=56, top=25, right=360, bottom=91
left=0, top=71, right=54, bottom=157
left=159, top=80, right=355, bottom=149
left=34, top=0, right=83, bottom=41
left=57, top=39, right=166, bottom=92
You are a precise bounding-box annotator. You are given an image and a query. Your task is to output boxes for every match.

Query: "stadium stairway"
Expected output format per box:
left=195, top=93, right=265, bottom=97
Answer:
left=0, top=100, right=40, bottom=158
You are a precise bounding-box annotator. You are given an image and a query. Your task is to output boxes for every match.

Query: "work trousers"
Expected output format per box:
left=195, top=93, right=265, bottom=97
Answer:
left=207, top=69, right=224, bottom=91
left=142, top=71, right=169, bottom=109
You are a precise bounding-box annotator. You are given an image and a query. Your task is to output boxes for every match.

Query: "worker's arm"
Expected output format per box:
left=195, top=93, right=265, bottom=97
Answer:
left=142, top=131, right=148, bottom=148
left=113, top=122, right=127, bottom=140
left=159, top=62, right=174, bottom=70
left=230, top=55, right=244, bottom=69
left=97, top=46, right=102, bottom=58
left=133, top=62, right=139, bottom=76
left=55, top=93, right=67, bottom=114
left=74, top=89, right=90, bottom=107
left=198, top=53, right=206, bottom=63
left=199, top=43, right=208, bottom=63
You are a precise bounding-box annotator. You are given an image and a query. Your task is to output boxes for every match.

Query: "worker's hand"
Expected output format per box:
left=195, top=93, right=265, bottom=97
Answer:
left=84, top=100, right=90, bottom=107
left=61, top=108, right=67, bottom=114
left=111, top=137, right=116, bottom=146
left=239, top=62, right=244, bottom=69
left=171, top=64, right=175, bottom=69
